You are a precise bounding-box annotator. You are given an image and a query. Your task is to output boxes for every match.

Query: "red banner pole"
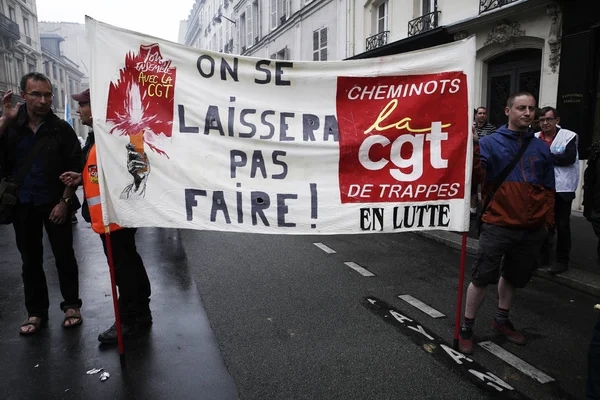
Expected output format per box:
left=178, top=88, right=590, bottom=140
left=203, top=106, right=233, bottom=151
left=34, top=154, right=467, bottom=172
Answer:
left=104, top=226, right=124, bottom=355
left=453, top=232, right=468, bottom=350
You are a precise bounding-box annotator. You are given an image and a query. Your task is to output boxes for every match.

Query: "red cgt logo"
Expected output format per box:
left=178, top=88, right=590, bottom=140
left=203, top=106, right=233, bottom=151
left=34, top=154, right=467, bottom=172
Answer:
left=336, top=73, right=469, bottom=203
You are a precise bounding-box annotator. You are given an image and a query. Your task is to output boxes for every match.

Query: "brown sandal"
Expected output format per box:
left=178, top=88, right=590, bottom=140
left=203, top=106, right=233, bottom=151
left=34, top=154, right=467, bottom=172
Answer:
left=63, top=308, right=83, bottom=328
left=20, top=317, right=46, bottom=336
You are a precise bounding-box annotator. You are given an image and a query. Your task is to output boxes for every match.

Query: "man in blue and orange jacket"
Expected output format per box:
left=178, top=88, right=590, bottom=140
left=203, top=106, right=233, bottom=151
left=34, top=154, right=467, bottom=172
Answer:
left=458, top=91, right=555, bottom=354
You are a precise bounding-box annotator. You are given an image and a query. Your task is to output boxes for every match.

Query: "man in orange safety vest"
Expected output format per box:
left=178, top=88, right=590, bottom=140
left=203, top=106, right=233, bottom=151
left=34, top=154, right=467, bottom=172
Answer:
left=60, top=89, right=152, bottom=344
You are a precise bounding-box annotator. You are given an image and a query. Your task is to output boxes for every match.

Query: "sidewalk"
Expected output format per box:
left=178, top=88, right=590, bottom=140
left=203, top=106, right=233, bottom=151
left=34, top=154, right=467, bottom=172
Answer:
left=415, top=211, right=600, bottom=297
left=0, top=220, right=239, bottom=399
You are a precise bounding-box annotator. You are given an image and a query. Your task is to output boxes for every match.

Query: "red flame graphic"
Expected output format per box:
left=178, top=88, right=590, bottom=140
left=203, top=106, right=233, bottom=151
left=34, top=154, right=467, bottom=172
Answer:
left=106, top=44, right=176, bottom=157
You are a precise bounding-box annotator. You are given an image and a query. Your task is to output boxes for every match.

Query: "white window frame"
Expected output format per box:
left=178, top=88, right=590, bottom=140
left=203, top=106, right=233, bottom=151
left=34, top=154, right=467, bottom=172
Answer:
left=252, top=0, right=259, bottom=45
left=376, top=1, right=388, bottom=33
left=312, top=27, right=327, bottom=61
left=246, top=3, right=253, bottom=48
left=271, top=0, right=290, bottom=30
left=239, top=12, right=247, bottom=51
left=22, top=16, right=29, bottom=37
left=270, top=0, right=277, bottom=30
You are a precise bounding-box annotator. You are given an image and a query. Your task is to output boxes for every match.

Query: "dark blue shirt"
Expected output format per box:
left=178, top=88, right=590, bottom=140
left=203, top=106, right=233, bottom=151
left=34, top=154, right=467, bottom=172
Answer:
left=14, top=125, right=52, bottom=205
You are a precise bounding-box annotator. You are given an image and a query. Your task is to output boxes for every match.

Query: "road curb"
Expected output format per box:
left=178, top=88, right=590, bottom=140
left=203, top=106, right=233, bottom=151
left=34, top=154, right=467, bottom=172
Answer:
left=413, top=230, right=600, bottom=298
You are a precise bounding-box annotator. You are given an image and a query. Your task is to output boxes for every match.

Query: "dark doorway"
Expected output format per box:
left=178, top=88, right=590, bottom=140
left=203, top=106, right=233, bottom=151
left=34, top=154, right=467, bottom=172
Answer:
left=486, top=49, right=542, bottom=127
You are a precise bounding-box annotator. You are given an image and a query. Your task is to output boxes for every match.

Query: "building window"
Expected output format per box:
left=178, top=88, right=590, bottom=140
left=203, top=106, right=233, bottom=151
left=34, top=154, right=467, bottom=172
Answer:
left=28, top=63, right=34, bottom=72
left=16, top=59, right=23, bottom=79
left=52, top=64, right=57, bottom=80
left=271, top=0, right=290, bottom=30
left=239, top=12, right=246, bottom=51
left=377, top=1, right=388, bottom=33
left=422, top=0, right=435, bottom=15
left=226, top=17, right=232, bottom=52
left=271, top=47, right=289, bottom=60
left=251, top=0, right=259, bottom=45
left=44, top=61, right=49, bottom=76
left=246, top=3, right=253, bottom=49
left=59, top=68, right=63, bottom=82
left=277, top=47, right=288, bottom=60
left=8, top=6, right=15, bottom=21
left=313, top=27, right=327, bottom=61
left=0, top=56, right=7, bottom=82
left=23, top=17, right=29, bottom=36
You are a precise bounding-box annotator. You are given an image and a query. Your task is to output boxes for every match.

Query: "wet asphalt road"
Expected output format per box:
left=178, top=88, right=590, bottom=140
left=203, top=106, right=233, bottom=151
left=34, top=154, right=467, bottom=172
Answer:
left=181, top=229, right=596, bottom=400
left=0, top=218, right=596, bottom=399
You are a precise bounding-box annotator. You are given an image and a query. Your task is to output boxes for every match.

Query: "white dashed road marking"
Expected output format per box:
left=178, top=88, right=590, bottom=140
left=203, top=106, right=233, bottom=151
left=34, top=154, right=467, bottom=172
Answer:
left=478, top=341, right=555, bottom=384
left=398, top=295, right=445, bottom=318
left=344, top=262, right=375, bottom=277
left=313, top=243, right=336, bottom=254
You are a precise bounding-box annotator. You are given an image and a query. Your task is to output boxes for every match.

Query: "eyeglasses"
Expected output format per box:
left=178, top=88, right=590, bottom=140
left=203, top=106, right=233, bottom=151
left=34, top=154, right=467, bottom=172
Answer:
left=539, top=117, right=556, bottom=124
left=24, top=91, right=54, bottom=100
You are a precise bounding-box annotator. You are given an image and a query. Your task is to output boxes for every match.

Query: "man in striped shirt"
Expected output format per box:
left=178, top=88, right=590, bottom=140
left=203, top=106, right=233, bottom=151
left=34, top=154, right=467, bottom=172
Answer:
left=474, top=107, right=496, bottom=138
left=471, top=107, right=496, bottom=215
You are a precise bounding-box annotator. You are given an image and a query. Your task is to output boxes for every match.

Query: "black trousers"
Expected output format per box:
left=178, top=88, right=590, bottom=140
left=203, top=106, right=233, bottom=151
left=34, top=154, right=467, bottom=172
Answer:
left=542, top=195, right=572, bottom=264
left=588, top=313, right=600, bottom=399
left=589, top=210, right=600, bottom=261
left=13, top=203, right=82, bottom=318
left=100, top=228, right=151, bottom=324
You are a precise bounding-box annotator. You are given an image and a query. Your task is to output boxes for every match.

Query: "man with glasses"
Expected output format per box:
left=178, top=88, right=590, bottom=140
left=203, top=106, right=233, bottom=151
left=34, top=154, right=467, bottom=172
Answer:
left=535, top=106, right=579, bottom=274
left=0, top=72, right=83, bottom=335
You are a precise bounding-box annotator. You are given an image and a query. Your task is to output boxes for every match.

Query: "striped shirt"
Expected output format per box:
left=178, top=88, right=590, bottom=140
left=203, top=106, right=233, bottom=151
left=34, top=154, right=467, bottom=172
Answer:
left=475, top=121, right=496, bottom=138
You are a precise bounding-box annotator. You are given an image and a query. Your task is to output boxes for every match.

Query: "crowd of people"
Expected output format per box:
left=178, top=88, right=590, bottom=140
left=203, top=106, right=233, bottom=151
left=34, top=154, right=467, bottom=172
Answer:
left=0, top=73, right=598, bottom=397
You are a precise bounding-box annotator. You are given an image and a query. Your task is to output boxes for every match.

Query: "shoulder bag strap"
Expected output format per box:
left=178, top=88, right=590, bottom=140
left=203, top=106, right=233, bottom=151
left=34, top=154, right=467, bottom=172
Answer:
left=14, top=136, right=48, bottom=184
left=479, top=136, right=534, bottom=217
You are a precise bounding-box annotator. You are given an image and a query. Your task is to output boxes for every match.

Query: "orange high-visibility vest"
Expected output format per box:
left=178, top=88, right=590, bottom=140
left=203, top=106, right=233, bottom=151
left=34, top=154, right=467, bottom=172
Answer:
left=83, top=144, right=121, bottom=234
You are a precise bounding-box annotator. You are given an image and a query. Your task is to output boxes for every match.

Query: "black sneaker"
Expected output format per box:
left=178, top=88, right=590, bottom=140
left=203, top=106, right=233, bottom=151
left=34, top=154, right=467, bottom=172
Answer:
left=548, top=262, right=568, bottom=274
left=137, top=311, right=153, bottom=326
left=98, top=321, right=139, bottom=344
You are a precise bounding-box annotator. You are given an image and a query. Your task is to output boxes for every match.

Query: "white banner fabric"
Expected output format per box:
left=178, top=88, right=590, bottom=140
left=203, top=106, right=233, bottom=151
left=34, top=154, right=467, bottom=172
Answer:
left=87, top=17, right=475, bottom=235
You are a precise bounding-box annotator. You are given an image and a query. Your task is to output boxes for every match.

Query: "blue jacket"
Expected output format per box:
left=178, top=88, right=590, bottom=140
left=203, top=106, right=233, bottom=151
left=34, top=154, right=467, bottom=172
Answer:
left=474, top=124, right=555, bottom=229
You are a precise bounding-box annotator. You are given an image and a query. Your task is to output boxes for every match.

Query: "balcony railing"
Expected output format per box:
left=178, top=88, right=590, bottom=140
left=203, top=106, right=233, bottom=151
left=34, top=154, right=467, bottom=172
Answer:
left=365, top=31, right=389, bottom=51
left=0, top=14, right=19, bottom=40
left=479, top=0, right=520, bottom=14
left=408, top=11, right=440, bottom=37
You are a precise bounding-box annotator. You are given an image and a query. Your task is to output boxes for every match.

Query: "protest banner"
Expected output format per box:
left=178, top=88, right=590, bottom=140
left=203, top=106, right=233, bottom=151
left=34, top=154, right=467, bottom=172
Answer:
left=87, top=17, right=475, bottom=235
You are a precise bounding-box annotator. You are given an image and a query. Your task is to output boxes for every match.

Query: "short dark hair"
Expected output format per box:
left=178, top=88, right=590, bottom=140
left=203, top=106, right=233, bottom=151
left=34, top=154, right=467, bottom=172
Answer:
left=20, top=72, right=52, bottom=93
left=476, top=107, right=487, bottom=113
left=541, top=106, right=559, bottom=119
left=506, top=91, right=535, bottom=108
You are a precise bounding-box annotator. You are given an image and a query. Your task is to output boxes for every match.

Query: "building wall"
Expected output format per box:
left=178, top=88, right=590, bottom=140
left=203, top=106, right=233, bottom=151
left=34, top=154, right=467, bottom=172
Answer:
left=38, top=22, right=89, bottom=86
left=0, top=0, right=43, bottom=93
left=38, top=23, right=90, bottom=138
left=180, top=0, right=346, bottom=61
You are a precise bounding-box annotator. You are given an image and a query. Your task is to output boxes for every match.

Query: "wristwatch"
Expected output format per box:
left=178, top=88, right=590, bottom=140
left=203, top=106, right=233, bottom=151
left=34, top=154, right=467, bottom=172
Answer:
left=60, top=197, right=72, bottom=205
